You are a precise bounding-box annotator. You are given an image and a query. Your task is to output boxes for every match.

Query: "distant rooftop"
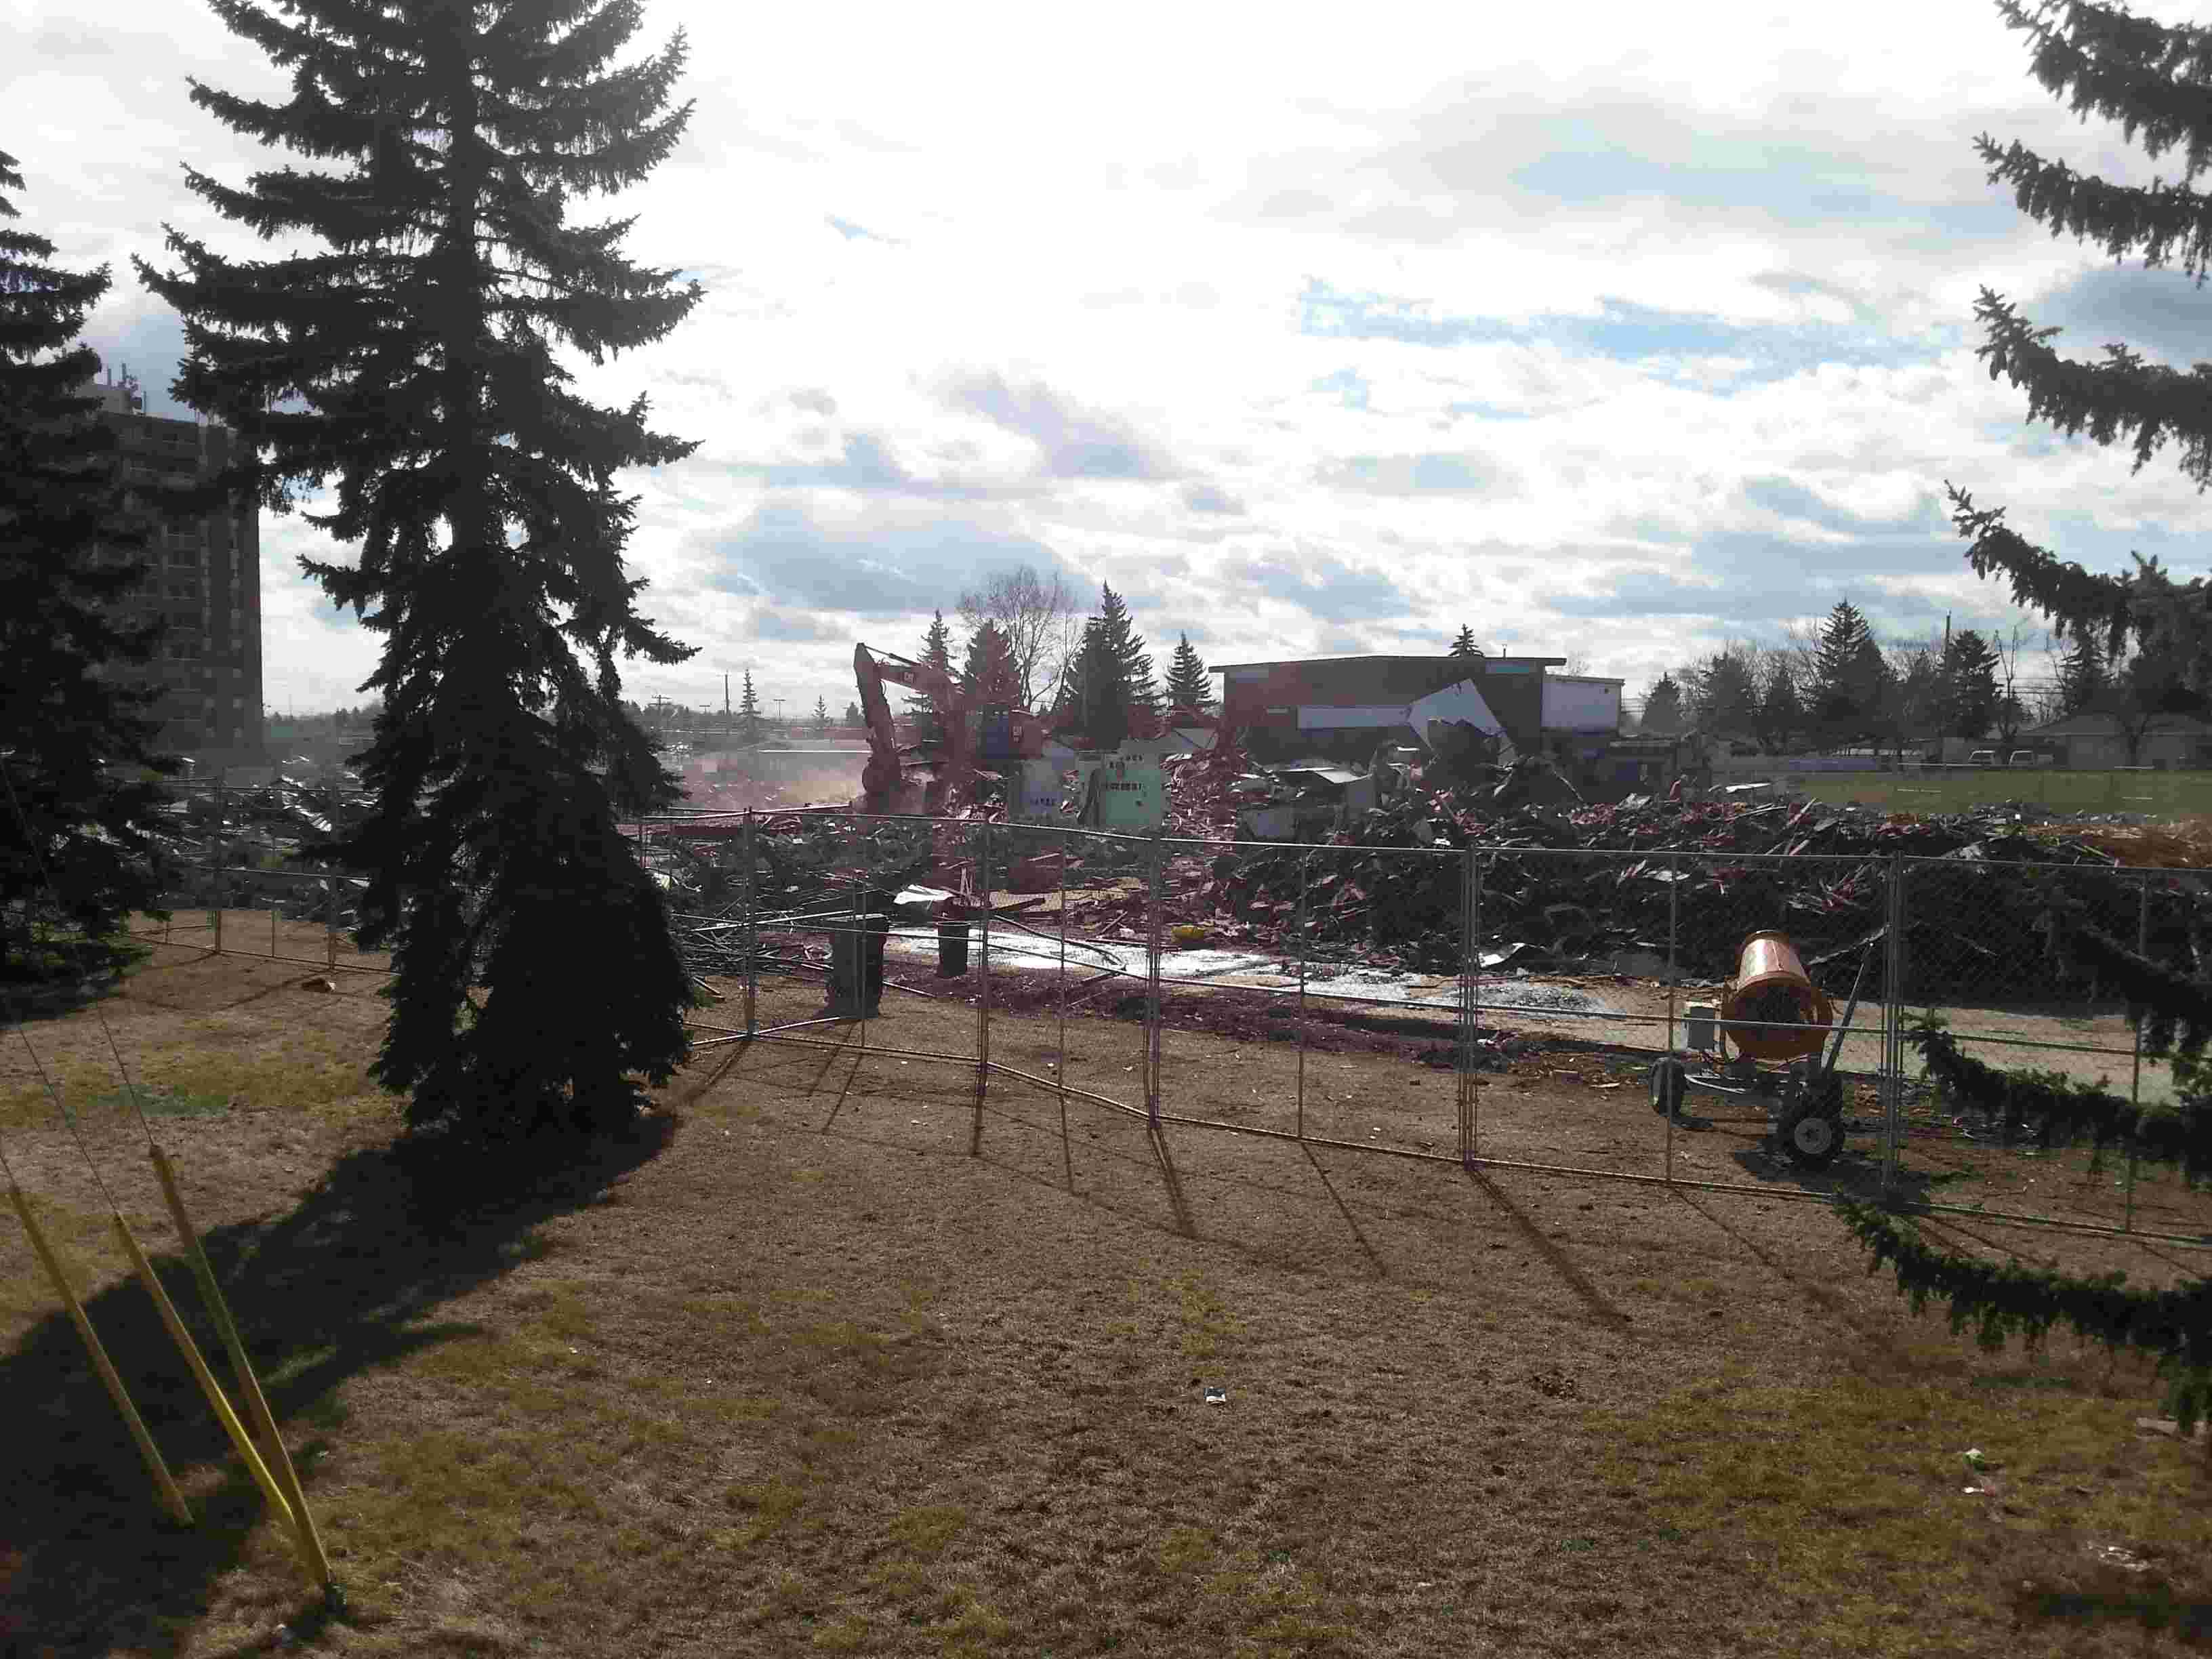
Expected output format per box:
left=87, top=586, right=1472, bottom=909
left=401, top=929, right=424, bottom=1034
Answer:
left=1214, top=653, right=1570, bottom=670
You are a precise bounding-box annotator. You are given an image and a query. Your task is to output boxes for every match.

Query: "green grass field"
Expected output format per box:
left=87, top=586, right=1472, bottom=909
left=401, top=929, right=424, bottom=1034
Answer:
left=1790, top=768, right=2212, bottom=817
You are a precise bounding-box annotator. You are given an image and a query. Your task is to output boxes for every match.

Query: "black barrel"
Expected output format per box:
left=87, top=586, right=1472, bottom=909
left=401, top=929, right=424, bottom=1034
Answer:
left=937, top=920, right=970, bottom=977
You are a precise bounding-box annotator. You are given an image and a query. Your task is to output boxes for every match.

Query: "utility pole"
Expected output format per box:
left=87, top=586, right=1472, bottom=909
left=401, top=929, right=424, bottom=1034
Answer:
left=724, top=673, right=731, bottom=739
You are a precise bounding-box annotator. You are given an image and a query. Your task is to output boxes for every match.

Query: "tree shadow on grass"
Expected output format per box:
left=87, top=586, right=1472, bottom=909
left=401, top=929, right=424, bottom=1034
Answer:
left=0, top=1112, right=676, bottom=1658
left=2010, top=1582, right=2212, bottom=1645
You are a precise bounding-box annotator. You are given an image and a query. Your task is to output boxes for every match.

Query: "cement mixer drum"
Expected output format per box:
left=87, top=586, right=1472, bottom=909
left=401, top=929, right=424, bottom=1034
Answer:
left=1720, top=931, right=1832, bottom=1063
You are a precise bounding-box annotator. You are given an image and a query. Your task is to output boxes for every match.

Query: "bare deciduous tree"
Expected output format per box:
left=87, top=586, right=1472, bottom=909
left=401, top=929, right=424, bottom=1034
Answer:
left=1990, top=619, right=2037, bottom=748
left=957, top=565, right=1079, bottom=710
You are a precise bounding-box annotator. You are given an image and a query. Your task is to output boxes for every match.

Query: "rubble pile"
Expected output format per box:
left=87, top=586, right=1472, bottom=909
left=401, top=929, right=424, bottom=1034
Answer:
left=152, top=777, right=374, bottom=920
left=1159, top=729, right=1250, bottom=840
left=1196, top=788, right=2212, bottom=997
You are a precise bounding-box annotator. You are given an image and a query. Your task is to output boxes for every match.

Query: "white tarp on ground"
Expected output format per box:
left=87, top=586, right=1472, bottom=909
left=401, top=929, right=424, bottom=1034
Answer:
left=877, top=928, right=1622, bottom=1018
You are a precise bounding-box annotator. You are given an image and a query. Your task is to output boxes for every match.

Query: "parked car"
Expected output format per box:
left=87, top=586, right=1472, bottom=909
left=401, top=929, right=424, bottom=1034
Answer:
left=2007, top=750, right=2045, bottom=768
left=1967, top=750, right=1999, bottom=766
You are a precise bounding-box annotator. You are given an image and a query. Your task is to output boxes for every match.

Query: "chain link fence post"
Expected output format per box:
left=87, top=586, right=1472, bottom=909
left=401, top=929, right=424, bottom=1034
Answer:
left=1145, top=832, right=1164, bottom=1126
left=851, top=814, right=867, bottom=1060
left=1882, top=854, right=1905, bottom=1191
left=325, top=872, right=337, bottom=970
left=742, top=808, right=757, bottom=1039
left=212, top=773, right=228, bottom=954
left=1666, top=848, right=1680, bottom=1054
left=200, top=781, right=216, bottom=942
left=1457, top=840, right=1477, bottom=1167
left=2125, top=869, right=2148, bottom=1231
left=1295, top=848, right=1309, bottom=1143
left=1661, top=859, right=1675, bottom=1182
left=974, top=818, right=992, bottom=1149
left=1057, top=826, right=1072, bottom=1189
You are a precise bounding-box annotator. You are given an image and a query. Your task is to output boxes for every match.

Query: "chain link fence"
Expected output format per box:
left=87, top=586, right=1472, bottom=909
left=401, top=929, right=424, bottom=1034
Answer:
left=1892, top=856, right=2194, bottom=1237
left=668, top=811, right=2207, bottom=1248
left=103, top=800, right=2209, bottom=1248
left=117, top=775, right=387, bottom=977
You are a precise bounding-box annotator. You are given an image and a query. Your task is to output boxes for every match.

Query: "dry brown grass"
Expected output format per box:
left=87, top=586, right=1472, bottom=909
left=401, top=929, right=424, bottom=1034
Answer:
left=0, top=935, right=2207, bottom=1656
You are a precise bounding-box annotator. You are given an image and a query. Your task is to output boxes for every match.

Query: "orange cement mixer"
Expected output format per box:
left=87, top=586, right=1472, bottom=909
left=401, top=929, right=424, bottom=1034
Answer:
left=1719, top=931, right=1832, bottom=1061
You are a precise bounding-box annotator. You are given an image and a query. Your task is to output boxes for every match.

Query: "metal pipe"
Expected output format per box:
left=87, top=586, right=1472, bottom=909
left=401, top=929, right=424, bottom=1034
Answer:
left=1882, top=853, right=1904, bottom=1189
left=1057, top=830, right=1073, bottom=1186
left=1458, top=841, right=1476, bottom=1167
left=991, top=1063, right=1149, bottom=1119
left=742, top=808, right=757, bottom=1039
left=1145, top=832, right=1164, bottom=1125
left=1296, top=850, right=1309, bottom=1142
left=1819, top=946, right=1876, bottom=1080
left=851, top=821, right=867, bottom=1062
left=2126, top=871, right=2148, bottom=1232
left=7, top=1183, right=192, bottom=1527
left=1666, top=849, right=1679, bottom=1055
left=975, top=819, right=991, bottom=1151
left=212, top=776, right=226, bottom=954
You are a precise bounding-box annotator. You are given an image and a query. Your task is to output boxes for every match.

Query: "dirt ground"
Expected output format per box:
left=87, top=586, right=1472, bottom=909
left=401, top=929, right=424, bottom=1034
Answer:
left=2, top=933, right=2209, bottom=1656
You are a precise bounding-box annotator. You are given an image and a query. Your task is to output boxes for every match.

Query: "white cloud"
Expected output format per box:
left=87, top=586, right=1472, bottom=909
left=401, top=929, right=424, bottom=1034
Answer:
left=17, top=0, right=2212, bottom=714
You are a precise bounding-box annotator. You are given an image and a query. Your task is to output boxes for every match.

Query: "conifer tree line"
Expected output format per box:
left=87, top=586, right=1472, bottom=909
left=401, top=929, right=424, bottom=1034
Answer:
left=901, top=575, right=1214, bottom=751
left=1637, top=596, right=2155, bottom=756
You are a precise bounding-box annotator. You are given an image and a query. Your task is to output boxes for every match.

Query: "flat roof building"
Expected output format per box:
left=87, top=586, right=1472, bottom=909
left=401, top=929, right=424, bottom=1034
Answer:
left=81, top=376, right=263, bottom=763
left=1214, top=653, right=1570, bottom=762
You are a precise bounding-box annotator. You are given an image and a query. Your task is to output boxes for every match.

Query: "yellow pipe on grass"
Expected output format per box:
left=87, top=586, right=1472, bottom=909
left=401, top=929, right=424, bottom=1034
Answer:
left=110, top=1214, right=309, bottom=1575
left=7, top=1183, right=192, bottom=1527
left=148, top=1145, right=333, bottom=1591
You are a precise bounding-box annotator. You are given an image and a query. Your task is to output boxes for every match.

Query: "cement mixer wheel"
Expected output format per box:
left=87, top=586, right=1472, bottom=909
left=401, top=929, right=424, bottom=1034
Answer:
left=1778, top=1104, right=1843, bottom=1170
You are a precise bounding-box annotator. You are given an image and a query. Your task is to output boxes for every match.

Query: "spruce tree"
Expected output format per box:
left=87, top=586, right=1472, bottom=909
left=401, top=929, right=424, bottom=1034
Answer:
left=1808, top=601, right=1879, bottom=745
left=1448, top=624, right=1480, bottom=659
left=1091, top=583, right=1160, bottom=735
left=1071, top=619, right=1131, bottom=751
left=2057, top=630, right=2108, bottom=716
left=959, top=619, right=1021, bottom=708
left=1756, top=662, right=1803, bottom=752
left=908, top=610, right=954, bottom=750
left=1939, top=629, right=2001, bottom=740
left=1946, top=0, right=2212, bottom=707
left=137, top=1, right=704, bottom=1139
left=737, top=672, right=762, bottom=747
left=1164, top=632, right=1211, bottom=712
left=1683, top=649, right=1759, bottom=736
left=1639, top=673, right=1685, bottom=735
left=811, top=695, right=830, bottom=736
left=0, top=150, right=181, bottom=994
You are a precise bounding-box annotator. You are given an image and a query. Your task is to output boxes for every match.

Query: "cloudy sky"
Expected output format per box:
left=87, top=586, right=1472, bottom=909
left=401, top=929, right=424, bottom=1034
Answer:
left=18, top=0, right=2212, bottom=718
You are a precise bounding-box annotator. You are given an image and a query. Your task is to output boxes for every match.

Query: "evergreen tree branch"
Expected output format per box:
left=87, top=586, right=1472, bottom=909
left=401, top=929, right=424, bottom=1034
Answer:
left=1836, top=1197, right=2211, bottom=1431
left=1906, top=1013, right=2212, bottom=1181
left=1969, top=288, right=2212, bottom=485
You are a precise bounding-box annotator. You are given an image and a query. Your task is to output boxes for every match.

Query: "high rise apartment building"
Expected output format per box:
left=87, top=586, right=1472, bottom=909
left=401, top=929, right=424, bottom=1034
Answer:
left=81, top=377, right=264, bottom=761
